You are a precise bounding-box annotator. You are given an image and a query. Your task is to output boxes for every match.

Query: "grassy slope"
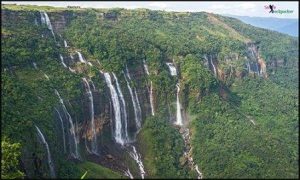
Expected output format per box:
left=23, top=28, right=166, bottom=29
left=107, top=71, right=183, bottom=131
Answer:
left=77, top=161, right=125, bottom=179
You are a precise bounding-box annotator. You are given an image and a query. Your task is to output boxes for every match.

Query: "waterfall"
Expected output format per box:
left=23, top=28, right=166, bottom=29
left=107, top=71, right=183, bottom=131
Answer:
left=40, top=11, right=56, bottom=41
left=149, top=82, right=155, bottom=116
left=181, top=128, right=203, bottom=179
left=44, top=73, right=50, bottom=80
left=129, top=145, right=146, bottom=179
left=124, top=67, right=142, bottom=132
left=175, top=83, right=183, bottom=126
left=103, top=73, right=124, bottom=145
left=210, top=57, right=217, bottom=76
left=195, top=165, right=203, bottom=179
left=82, top=78, right=98, bottom=154
left=247, top=61, right=251, bottom=73
left=143, top=60, right=154, bottom=116
left=59, top=54, right=68, bottom=68
left=124, top=169, right=134, bottom=179
left=54, top=89, right=80, bottom=159
left=87, top=62, right=93, bottom=66
left=33, top=62, right=38, bottom=69
left=54, top=108, right=66, bottom=153
left=68, top=67, right=76, bottom=73
left=255, top=63, right=260, bottom=75
left=143, top=60, right=150, bottom=75
left=166, top=62, right=177, bottom=76
left=76, top=51, right=86, bottom=63
left=89, top=79, right=96, bottom=91
left=64, top=40, right=69, bottom=48
left=112, top=73, right=129, bottom=143
left=35, top=126, right=56, bottom=178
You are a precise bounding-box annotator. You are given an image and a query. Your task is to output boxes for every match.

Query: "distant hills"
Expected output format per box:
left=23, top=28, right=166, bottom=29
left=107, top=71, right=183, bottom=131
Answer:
left=224, top=14, right=298, bottom=37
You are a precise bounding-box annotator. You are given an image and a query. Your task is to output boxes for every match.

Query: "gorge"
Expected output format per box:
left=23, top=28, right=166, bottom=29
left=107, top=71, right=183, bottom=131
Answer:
left=1, top=4, right=298, bottom=179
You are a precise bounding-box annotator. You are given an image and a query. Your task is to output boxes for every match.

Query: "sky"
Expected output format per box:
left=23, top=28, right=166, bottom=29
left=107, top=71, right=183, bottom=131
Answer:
left=2, top=1, right=299, bottom=19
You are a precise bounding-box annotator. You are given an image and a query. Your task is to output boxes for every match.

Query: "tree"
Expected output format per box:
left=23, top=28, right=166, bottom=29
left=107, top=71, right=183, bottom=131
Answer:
left=1, top=137, right=24, bottom=179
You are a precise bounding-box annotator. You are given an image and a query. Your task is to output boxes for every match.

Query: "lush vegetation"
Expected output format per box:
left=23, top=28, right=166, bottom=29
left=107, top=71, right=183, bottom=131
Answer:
left=77, top=162, right=125, bottom=179
left=1, top=4, right=298, bottom=179
left=1, top=137, right=24, bottom=179
left=138, top=113, right=189, bottom=178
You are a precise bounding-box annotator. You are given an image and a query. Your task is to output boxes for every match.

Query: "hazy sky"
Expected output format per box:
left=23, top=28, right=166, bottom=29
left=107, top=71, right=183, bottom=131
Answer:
left=2, top=1, right=299, bottom=19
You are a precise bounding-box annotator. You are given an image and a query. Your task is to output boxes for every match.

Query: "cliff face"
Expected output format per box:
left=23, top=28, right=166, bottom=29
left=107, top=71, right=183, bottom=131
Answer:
left=2, top=5, right=298, bottom=179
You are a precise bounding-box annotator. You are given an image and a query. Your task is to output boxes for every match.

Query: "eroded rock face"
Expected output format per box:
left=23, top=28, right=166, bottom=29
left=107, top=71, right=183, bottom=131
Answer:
left=247, top=42, right=268, bottom=78
left=47, top=11, right=76, bottom=34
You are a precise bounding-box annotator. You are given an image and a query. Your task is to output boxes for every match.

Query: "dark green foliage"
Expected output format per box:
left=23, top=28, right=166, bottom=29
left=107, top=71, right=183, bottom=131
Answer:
left=138, top=114, right=188, bottom=178
left=1, top=4, right=298, bottom=179
left=1, top=137, right=24, bottom=179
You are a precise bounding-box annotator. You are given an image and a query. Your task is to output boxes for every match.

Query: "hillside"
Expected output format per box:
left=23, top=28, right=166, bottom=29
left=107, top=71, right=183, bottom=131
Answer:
left=225, top=14, right=298, bottom=37
left=1, top=4, right=298, bottom=179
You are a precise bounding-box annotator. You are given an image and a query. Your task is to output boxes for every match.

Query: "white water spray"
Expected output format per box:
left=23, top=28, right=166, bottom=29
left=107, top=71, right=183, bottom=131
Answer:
left=143, top=60, right=154, bottom=116
left=124, top=168, right=134, bottom=179
left=55, top=89, right=80, bottom=159
left=76, top=51, right=86, bottom=63
left=82, top=78, right=98, bottom=154
left=44, top=73, right=50, bottom=80
left=166, top=62, right=177, bottom=76
left=35, top=126, right=56, bottom=178
left=210, top=57, right=217, bottom=76
left=175, top=83, right=183, bottom=126
left=103, top=73, right=124, bottom=145
left=129, top=145, right=146, bottom=179
left=40, top=11, right=56, bottom=41
left=54, top=108, right=66, bottom=153
left=33, top=62, right=38, bottom=69
left=124, top=67, right=142, bottom=132
left=64, top=40, right=69, bottom=48
left=59, top=54, right=67, bottom=68
left=112, top=73, right=129, bottom=143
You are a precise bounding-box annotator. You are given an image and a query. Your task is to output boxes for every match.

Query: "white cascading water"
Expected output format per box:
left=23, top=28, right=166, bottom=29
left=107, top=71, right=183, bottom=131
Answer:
left=195, top=165, right=203, bottom=179
left=64, top=40, right=69, bottom=48
left=68, top=67, right=76, bottom=73
left=76, top=51, right=86, bottom=63
left=124, top=169, right=134, bottom=179
left=129, top=145, right=146, bottom=179
left=124, top=67, right=142, bottom=131
left=103, top=73, right=124, bottom=145
left=112, top=73, right=129, bottom=143
left=166, top=62, right=177, bottom=76
left=40, top=11, right=56, bottom=41
left=35, top=125, right=56, bottom=178
left=87, top=62, right=93, bottom=66
left=143, top=60, right=150, bottom=75
left=89, top=79, right=96, bottom=91
left=44, top=73, right=50, bottom=80
left=175, top=83, right=183, bottom=126
left=165, top=63, right=183, bottom=126
left=210, top=57, right=217, bottom=76
left=33, top=62, right=38, bottom=69
left=149, top=82, right=154, bottom=116
left=54, top=108, right=66, bottom=153
left=82, top=78, right=98, bottom=154
left=59, top=54, right=68, bottom=68
left=255, top=63, right=260, bottom=75
left=143, top=60, right=154, bottom=116
left=247, top=61, right=251, bottom=73
left=54, top=89, right=80, bottom=159
left=182, top=129, right=203, bottom=179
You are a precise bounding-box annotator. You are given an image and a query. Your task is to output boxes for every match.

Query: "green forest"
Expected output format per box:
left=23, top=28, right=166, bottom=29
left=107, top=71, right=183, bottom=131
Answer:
left=1, top=4, right=298, bottom=179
